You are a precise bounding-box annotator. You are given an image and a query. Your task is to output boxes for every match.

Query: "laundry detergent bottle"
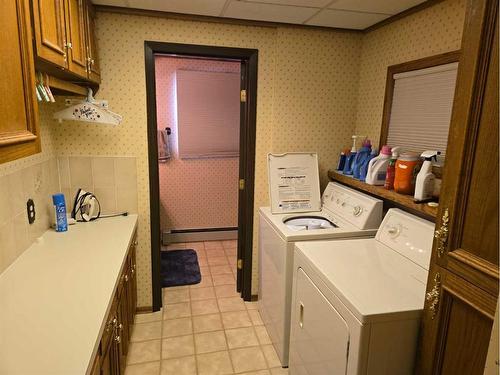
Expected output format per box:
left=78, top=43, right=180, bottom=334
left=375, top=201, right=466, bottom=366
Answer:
left=359, top=148, right=377, bottom=182
left=394, top=152, right=422, bottom=195
left=343, top=135, right=362, bottom=175
left=352, top=139, right=372, bottom=180
left=365, top=145, right=392, bottom=185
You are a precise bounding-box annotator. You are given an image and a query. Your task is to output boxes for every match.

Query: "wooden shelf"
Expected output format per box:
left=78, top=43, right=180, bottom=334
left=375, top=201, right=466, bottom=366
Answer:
left=47, top=75, right=88, bottom=97
left=328, top=170, right=438, bottom=221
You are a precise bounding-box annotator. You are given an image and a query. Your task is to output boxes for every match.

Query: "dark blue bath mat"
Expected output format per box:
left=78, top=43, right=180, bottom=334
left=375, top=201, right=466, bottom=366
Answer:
left=160, top=249, right=201, bottom=288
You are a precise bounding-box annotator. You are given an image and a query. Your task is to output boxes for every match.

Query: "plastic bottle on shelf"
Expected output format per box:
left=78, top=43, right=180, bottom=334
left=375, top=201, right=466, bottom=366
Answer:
left=414, top=150, right=441, bottom=201
left=352, top=139, right=372, bottom=180
left=384, top=147, right=401, bottom=190
left=343, top=135, right=363, bottom=176
left=365, top=145, right=392, bottom=185
left=394, top=152, right=422, bottom=195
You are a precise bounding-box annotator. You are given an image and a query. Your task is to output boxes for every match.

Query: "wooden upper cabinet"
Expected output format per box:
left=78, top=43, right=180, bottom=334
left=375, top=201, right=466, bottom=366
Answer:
left=85, top=0, right=101, bottom=83
left=0, top=0, right=40, bottom=163
left=31, top=0, right=101, bottom=82
left=65, top=0, right=88, bottom=78
left=31, top=0, right=68, bottom=68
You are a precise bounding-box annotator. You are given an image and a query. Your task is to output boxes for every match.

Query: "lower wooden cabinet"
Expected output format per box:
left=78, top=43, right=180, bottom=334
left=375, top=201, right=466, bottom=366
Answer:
left=91, top=232, right=137, bottom=375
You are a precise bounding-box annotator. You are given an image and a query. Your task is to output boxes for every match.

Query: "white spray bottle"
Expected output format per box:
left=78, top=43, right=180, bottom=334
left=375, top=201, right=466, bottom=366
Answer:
left=414, top=150, right=440, bottom=202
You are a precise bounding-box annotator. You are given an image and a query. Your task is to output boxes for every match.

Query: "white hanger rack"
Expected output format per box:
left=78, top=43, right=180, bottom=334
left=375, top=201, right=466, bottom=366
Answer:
left=53, top=88, right=122, bottom=125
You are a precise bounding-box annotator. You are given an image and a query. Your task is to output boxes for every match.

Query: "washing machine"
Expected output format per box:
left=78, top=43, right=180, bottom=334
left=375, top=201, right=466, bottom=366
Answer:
left=289, top=209, right=435, bottom=375
left=259, top=153, right=383, bottom=367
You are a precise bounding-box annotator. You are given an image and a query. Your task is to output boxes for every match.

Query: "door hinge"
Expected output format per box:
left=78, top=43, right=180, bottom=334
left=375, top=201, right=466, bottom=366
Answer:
left=240, top=89, right=247, bottom=103
left=237, top=259, right=243, bottom=270
left=239, top=179, right=245, bottom=190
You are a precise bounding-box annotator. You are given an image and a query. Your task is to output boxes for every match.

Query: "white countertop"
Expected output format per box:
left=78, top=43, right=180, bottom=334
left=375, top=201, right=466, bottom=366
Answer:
left=0, top=214, right=138, bottom=375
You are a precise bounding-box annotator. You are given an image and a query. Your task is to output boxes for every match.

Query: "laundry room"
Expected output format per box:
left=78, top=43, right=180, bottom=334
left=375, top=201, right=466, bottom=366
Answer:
left=0, top=0, right=497, bottom=374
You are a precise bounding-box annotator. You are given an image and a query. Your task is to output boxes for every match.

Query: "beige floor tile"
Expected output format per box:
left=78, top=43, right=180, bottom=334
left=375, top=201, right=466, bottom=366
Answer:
left=270, top=367, right=288, bottom=374
left=204, top=241, right=224, bottom=249
left=126, top=340, right=161, bottom=364
left=221, top=240, right=237, bottom=248
left=198, top=257, right=209, bottom=267
left=215, top=284, right=239, bottom=299
left=135, top=311, right=163, bottom=324
left=240, top=371, right=271, bottom=375
left=190, top=275, right=213, bottom=289
left=206, top=248, right=227, bottom=258
left=161, top=356, right=197, bottom=375
left=130, top=321, right=162, bottom=342
left=254, top=326, right=272, bottom=345
left=218, top=297, right=246, bottom=312
left=163, top=302, right=191, bottom=320
left=185, top=242, right=205, bottom=250
left=249, top=310, right=264, bottom=325
left=191, top=299, right=219, bottom=316
left=230, top=346, right=267, bottom=373
left=207, top=256, right=229, bottom=266
left=190, top=287, right=216, bottom=301
left=196, top=350, right=233, bottom=375
left=227, top=256, right=237, bottom=266
left=200, top=266, right=210, bottom=276
left=262, top=345, right=281, bottom=368
left=225, top=327, right=259, bottom=349
left=165, top=243, right=186, bottom=250
left=163, top=288, right=190, bottom=304
left=194, top=330, right=227, bottom=354
left=162, top=317, right=193, bottom=338
left=224, top=248, right=237, bottom=257
left=125, top=361, right=161, bottom=375
left=162, top=335, right=195, bottom=359
left=212, top=273, right=235, bottom=286
left=245, top=301, right=259, bottom=310
left=209, top=264, right=233, bottom=275
left=221, top=311, right=252, bottom=329
left=192, top=313, right=223, bottom=333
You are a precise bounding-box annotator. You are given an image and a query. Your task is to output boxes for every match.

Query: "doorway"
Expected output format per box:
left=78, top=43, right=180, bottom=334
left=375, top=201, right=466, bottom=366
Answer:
left=144, top=42, right=258, bottom=312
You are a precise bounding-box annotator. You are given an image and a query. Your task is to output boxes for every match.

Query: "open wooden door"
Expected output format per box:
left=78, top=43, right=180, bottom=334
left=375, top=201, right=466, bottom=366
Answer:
left=417, top=0, right=499, bottom=373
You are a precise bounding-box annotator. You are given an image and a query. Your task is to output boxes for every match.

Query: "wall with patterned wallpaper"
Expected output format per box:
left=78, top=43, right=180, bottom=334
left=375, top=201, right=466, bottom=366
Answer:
left=31, top=0, right=465, bottom=308
left=155, top=56, right=240, bottom=231
left=354, top=0, right=466, bottom=144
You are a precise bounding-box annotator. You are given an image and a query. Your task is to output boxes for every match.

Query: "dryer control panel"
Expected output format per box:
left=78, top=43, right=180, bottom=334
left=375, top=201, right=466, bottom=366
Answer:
left=321, top=182, right=383, bottom=230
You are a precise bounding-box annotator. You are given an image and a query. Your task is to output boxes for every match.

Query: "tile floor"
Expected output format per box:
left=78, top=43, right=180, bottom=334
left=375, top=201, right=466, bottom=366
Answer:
left=125, top=240, right=288, bottom=375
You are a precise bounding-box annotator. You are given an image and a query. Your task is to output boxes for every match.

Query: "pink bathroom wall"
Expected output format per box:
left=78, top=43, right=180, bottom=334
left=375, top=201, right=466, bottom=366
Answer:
left=155, top=56, right=240, bottom=231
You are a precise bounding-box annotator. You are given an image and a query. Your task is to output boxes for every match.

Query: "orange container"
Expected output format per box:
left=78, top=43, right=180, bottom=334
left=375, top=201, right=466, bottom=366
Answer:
left=394, top=153, right=422, bottom=195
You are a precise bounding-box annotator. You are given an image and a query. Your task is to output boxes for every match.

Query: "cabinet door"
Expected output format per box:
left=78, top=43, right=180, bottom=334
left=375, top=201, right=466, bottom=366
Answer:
left=0, top=0, right=41, bottom=164
left=31, top=0, right=68, bottom=67
left=90, top=351, right=100, bottom=375
left=65, top=0, right=88, bottom=78
left=418, top=265, right=496, bottom=374
left=85, top=0, right=101, bottom=83
left=433, top=0, right=498, bottom=296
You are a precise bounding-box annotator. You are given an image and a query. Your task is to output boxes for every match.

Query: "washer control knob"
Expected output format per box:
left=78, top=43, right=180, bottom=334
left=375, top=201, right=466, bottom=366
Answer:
left=387, top=225, right=401, bottom=238
left=353, top=206, right=363, bottom=216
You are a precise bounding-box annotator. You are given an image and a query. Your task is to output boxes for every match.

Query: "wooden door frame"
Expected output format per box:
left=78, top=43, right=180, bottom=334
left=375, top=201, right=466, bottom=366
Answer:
left=144, top=41, right=258, bottom=311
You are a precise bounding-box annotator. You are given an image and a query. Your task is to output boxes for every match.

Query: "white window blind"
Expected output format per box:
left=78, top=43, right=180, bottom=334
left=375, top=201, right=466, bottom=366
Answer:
left=386, top=62, right=458, bottom=157
left=176, top=69, right=240, bottom=159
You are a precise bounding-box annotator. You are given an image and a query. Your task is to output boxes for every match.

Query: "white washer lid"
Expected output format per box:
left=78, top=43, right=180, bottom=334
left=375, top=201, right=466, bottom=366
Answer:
left=268, top=153, right=321, bottom=214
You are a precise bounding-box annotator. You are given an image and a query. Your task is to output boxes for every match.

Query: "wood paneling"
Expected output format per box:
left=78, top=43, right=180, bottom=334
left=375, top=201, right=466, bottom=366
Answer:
left=85, top=0, right=101, bottom=83
left=0, top=0, right=41, bottom=163
left=65, top=0, right=88, bottom=77
left=416, top=0, right=498, bottom=373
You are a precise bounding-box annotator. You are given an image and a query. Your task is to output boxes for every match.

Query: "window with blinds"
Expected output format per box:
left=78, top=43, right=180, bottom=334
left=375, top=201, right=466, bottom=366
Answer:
left=386, top=62, right=459, bottom=157
left=176, top=69, right=240, bottom=159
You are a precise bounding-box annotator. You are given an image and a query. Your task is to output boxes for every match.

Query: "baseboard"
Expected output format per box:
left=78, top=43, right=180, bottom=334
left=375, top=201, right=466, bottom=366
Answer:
left=163, top=227, right=238, bottom=244
left=136, top=306, right=154, bottom=313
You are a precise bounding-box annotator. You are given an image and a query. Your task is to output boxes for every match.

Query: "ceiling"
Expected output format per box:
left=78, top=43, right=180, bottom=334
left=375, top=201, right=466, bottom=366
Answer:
left=92, top=0, right=428, bottom=30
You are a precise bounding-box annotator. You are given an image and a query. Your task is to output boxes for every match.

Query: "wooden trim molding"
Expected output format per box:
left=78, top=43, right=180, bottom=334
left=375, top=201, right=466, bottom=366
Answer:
left=378, top=50, right=461, bottom=150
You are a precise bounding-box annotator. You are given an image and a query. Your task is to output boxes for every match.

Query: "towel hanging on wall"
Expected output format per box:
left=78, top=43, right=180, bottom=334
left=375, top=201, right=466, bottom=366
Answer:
left=159, top=127, right=171, bottom=162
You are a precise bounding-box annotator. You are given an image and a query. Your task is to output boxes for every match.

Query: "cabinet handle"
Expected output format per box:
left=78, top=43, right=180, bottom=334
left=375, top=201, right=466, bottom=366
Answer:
left=106, top=317, right=117, bottom=332
left=299, top=302, right=304, bottom=328
left=118, top=323, right=123, bottom=331
left=434, top=208, right=449, bottom=258
left=124, top=274, right=129, bottom=282
left=65, top=42, right=72, bottom=49
left=425, top=272, right=441, bottom=319
left=115, top=335, right=121, bottom=344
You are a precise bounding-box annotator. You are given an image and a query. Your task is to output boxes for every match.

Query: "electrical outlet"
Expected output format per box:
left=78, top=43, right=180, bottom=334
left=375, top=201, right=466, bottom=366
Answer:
left=27, top=199, right=36, bottom=225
